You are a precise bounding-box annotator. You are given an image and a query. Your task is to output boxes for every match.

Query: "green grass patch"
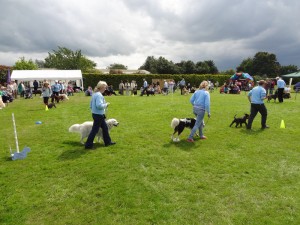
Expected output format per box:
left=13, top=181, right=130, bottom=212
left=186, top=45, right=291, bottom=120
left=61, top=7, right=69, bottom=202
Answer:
left=1, top=90, right=300, bottom=224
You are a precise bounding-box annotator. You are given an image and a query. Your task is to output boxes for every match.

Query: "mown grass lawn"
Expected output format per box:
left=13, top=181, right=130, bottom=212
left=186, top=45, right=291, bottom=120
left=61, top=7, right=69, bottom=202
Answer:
left=0, top=89, right=300, bottom=225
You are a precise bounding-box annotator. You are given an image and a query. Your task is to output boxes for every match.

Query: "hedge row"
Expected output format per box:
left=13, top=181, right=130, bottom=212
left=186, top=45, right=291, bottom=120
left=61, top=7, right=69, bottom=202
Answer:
left=82, top=73, right=231, bottom=89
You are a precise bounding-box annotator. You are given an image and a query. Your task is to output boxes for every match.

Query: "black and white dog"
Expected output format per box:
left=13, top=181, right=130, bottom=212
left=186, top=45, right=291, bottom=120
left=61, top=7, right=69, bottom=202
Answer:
left=171, top=118, right=202, bottom=142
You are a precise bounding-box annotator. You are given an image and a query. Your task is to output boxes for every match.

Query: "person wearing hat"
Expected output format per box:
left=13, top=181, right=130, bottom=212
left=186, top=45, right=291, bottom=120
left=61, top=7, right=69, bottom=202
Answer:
left=42, top=81, right=52, bottom=106
left=85, top=81, right=116, bottom=149
left=247, top=80, right=269, bottom=130
left=276, top=76, right=286, bottom=103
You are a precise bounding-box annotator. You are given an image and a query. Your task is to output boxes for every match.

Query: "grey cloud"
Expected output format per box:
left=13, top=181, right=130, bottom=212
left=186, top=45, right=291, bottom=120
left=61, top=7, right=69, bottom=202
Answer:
left=0, top=0, right=300, bottom=70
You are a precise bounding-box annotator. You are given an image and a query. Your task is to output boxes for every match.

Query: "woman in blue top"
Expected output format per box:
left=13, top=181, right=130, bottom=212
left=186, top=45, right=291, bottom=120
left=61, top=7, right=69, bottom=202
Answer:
left=85, top=81, right=116, bottom=149
left=187, top=81, right=211, bottom=142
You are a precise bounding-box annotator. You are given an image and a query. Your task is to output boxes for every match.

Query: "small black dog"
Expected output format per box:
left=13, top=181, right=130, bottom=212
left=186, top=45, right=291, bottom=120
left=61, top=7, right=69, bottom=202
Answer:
left=267, top=90, right=278, bottom=103
left=171, top=118, right=201, bottom=141
left=230, top=114, right=249, bottom=127
left=48, top=102, right=56, bottom=109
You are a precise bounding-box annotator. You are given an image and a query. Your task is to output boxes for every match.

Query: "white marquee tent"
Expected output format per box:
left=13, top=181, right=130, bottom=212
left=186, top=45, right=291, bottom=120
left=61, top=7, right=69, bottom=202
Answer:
left=11, top=70, right=83, bottom=89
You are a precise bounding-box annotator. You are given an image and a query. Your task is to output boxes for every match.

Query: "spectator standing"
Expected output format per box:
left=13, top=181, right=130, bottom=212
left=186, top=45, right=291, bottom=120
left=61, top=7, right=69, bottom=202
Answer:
left=119, top=80, right=124, bottom=95
left=179, top=78, right=186, bottom=95
left=18, top=81, right=25, bottom=97
left=59, top=81, right=65, bottom=94
left=130, top=80, right=137, bottom=95
left=12, top=80, right=17, bottom=99
left=140, top=78, right=148, bottom=96
left=168, top=79, right=175, bottom=94
left=276, top=77, right=286, bottom=103
left=33, top=80, right=39, bottom=92
left=125, top=80, right=131, bottom=96
left=6, top=81, right=14, bottom=97
left=66, top=83, right=74, bottom=96
left=269, top=79, right=275, bottom=94
left=215, top=81, right=219, bottom=90
left=163, top=80, right=168, bottom=95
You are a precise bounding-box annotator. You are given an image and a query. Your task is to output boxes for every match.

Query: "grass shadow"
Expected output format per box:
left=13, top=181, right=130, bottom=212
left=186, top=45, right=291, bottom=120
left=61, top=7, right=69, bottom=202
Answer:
left=240, top=128, right=265, bottom=135
left=58, top=141, right=88, bottom=160
left=58, top=148, right=88, bottom=160
left=4, top=156, right=13, bottom=161
left=63, top=140, right=84, bottom=147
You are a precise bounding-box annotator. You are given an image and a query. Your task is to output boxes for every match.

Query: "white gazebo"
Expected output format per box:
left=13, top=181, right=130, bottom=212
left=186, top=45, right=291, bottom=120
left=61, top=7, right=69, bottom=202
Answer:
left=11, top=70, right=84, bottom=89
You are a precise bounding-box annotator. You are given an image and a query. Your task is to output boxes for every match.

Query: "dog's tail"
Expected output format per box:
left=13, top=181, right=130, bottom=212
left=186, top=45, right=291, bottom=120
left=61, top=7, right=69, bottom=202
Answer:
left=68, top=124, right=81, bottom=133
left=234, top=114, right=237, bottom=118
left=171, top=118, right=180, bottom=129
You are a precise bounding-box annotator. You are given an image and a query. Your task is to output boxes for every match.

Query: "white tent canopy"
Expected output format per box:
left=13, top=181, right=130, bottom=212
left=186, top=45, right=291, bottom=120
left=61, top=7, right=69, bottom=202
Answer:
left=11, top=70, right=83, bottom=88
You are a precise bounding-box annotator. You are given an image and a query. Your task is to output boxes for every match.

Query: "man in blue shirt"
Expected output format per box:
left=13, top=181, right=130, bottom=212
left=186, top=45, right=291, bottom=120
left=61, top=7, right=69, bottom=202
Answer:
left=247, top=80, right=269, bottom=130
left=51, top=80, right=61, bottom=96
left=140, top=78, right=148, bottom=96
left=276, top=77, right=286, bottom=103
left=179, top=78, right=186, bottom=95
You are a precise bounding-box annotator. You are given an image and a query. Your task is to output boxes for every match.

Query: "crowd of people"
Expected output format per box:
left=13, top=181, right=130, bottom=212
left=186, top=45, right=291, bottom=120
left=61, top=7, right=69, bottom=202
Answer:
left=1, top=76, right=291, bottom=109
left=0, top=79, right=80, bottom=109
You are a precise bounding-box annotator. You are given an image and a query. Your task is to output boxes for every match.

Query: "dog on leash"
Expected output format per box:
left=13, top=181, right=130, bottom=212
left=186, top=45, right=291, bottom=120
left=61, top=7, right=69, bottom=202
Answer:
left=267, top=92, right=278, bottom=102
left=229, top=114, right=249, bottom=127
left=171, top=118, right=203, bottom=142
left=69, top=118, right=119, bottom=144
left=47, top=102, right=56, bottom=109
left=267, top=90, right=278, bottom=103
left=59, top=94, right=69, bottom=100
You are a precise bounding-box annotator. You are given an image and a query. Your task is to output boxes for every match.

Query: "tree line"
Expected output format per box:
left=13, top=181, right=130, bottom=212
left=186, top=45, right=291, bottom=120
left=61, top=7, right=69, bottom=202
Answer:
left=1, top=46, right=299, bottom=82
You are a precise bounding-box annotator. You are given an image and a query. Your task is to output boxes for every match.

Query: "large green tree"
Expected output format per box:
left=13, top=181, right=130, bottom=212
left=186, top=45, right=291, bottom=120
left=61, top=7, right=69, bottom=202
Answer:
left=237, top=52, right=299, bottom=77
left=252, top=52, right=280, bottom=77
left=204, top=60, right=218, bottom=74
left=139, top=56, right=158, bottom=74
left=13, top=57, right=38, bottom=70
left=237, top=52, right=280, bottom=77
left=176, top=60, right=196, bottom=74
left=44, top=46, right=96, bottom=72
left=139, top=56, right=219, bottom=74
left=236, top=57, right=253, bottom=74
left=107, top=63, right=127, bottom=70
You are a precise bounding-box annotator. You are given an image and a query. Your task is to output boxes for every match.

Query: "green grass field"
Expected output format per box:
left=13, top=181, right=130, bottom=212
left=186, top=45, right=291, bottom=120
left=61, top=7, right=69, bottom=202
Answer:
left=1, top=89, right=300, bottom=225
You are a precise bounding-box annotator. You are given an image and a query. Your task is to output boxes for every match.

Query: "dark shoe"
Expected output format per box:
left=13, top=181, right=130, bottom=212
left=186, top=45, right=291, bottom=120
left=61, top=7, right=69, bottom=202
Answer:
left=261, top=125, right=270, bottom=129
left=105, top=142, right=116, bottom=147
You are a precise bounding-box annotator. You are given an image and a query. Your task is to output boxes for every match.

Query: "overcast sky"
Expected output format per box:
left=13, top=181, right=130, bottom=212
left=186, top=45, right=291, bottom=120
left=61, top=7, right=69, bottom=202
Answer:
left=1, top=0, right=300, bottom=71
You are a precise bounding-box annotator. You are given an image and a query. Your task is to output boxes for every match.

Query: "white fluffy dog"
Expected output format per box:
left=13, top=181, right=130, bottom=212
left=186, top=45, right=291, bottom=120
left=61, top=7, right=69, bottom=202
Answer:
left=68, top=118, right=119, bottom=144
left=59, top=94, right=69, bottom=100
